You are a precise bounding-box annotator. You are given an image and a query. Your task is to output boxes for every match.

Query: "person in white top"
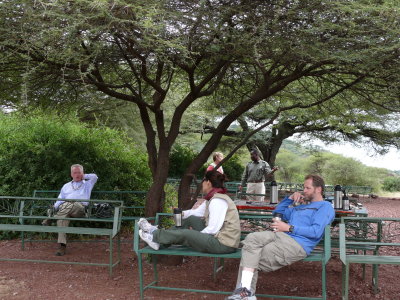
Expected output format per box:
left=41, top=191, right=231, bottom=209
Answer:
left=138, top=170, right=240, bottom=253
left=42, top=164, right=98, bottom=256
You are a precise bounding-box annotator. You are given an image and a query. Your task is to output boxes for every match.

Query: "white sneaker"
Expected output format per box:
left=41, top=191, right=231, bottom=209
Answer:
left=138, top=218, right=158, bottom=233
left=139, top=229, right=160, bottom=250
left=225, top=287, right=257, bottom=300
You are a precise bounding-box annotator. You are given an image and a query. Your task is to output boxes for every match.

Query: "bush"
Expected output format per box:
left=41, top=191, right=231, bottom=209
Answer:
left=382, top=176, right=400, bottom=192
left=168, top=144, right=198, bottom=178
left=0, top=111, right=152, bottom=197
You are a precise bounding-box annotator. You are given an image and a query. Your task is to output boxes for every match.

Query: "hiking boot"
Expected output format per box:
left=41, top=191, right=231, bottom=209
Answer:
left=139, top=229, right=160, bottom=250
left=55, top=244, right=66, bottom=256
left=225, top=287, right=256, bottom=300
left=138, top=218, right=158, bottom=233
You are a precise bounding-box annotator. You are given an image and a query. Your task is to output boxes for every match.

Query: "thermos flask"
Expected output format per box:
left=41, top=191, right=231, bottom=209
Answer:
left=334, top=185, right=342, bottom=209
left=270, top=181, right=278, bottom=204
left=342, top=189, right=350, bottom=210
left=173, top=208, right=183, bottom=227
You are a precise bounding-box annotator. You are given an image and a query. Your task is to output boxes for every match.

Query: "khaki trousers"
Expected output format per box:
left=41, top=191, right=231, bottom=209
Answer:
left=236, top=231, right=307, bottom=293
left=56, top=202, right=85, bottom=244
left=246, top=182, right=265, bottom=201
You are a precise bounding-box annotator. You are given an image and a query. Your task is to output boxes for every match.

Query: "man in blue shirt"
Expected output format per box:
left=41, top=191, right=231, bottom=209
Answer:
left=42, top=164, right=98, bottom=256
left=226, top=174, right=334, bottom=300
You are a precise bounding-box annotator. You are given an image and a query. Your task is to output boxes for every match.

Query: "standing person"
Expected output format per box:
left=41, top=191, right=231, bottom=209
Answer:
left=42, top=164, right=98, bottom=256
left=225, top=174, right=335, bottom=300
left=239, top=149, right=278, bottom=201
left=137, top=170, right=240, bottom=254
left=206, top=151, right=224, bottom=174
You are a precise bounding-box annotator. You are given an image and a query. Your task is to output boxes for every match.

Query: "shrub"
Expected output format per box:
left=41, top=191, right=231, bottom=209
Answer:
left=168, top=144, right=198, bottom=178
left=0, top=111, right=151, bottom=197
left=382, top=176, right=400, bottom=192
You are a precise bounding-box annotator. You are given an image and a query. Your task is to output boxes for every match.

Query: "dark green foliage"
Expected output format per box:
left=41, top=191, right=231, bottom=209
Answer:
left=0, top=111, right=151, bottom=197
left=382, top=177, right=400, bottom=192
left=220, top=155, right=244, bottom=182
left=168, top=144, right=198, bottom=179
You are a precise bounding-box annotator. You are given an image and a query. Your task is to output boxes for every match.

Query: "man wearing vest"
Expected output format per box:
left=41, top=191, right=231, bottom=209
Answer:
left=239, top=149, right=278, bottom=202
left=137, top=170, right=240, bottom=254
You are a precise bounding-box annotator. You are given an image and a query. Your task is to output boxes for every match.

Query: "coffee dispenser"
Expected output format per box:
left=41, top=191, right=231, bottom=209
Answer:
left=173, top=208, right=183, bottom=227
left=334, top=185, right=342, bottom=209
left=270, top=181, right=278, bottom=204
left=342, top=189, right=350, bottom=210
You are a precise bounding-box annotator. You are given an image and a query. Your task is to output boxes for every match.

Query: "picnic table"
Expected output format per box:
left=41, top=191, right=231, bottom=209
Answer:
left=234, top=199, right=368, bottom=218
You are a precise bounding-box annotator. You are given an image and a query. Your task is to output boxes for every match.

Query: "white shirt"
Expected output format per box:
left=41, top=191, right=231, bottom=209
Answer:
left=54, top=173, right=98, bottom=209
left=200, top=197, right=228, bottom=235
left=182, top=201, right=207, bottom=219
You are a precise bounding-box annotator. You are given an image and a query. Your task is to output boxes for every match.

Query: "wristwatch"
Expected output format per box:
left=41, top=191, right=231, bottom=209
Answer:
left=289, top=225, right=294, bottom=233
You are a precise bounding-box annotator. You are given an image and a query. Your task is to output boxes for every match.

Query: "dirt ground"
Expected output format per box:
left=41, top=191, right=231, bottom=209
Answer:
left=0, top=197, right=399, bottom=300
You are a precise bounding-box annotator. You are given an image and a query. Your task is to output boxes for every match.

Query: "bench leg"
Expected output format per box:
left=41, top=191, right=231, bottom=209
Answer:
left=117, top=234, right=121, bottom=264
left=372, top=264, right=379, bottom=294
left=109, top=235, right=113, bottom=277
left=138, top=253, right=145, bottom=300
left=342, top=262, right=350, bottom=300
left=213, top=258, right=225, bottom=281
left=20, top=231, right=25, bottom=250
left=152, top=254, right=159, bottom=283
left=321, top=262, right=327, bottom=300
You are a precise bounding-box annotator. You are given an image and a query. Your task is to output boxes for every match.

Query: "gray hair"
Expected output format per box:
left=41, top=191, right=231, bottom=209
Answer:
left=71, top=164, right=84, bottom=172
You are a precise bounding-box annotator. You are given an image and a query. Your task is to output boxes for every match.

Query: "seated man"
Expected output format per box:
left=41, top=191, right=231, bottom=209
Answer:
left=42, top=164, right=98, bottom=256
left=138, top=170, right=240, bottom=254
left=226, top=174, right=334, bottom=300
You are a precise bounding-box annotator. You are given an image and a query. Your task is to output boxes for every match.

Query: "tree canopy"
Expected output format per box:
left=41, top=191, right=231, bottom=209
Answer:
left=1, top=0, right=399, bottom=214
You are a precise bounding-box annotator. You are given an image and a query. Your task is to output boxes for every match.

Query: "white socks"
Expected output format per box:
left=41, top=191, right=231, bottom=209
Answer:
left=241, top=269, right=254, bottom=290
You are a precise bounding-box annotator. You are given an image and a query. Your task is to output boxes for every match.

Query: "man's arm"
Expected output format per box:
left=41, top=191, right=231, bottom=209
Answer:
left=84, top=173, right=98, bottom=189
left=290, top=204, right=334, bottom=238
left=201, top=198, right=228, bottom=234
left=54, top=185, right=67, bottom=209
left=240, top=164, right=249, bottom=189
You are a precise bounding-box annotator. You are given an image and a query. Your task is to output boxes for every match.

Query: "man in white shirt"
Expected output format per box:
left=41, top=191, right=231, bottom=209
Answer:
left=42, top=164, right=98, bottom=256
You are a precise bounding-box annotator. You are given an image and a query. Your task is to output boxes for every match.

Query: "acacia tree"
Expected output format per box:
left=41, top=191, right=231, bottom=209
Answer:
left=1, top=0, right=399, bottom=214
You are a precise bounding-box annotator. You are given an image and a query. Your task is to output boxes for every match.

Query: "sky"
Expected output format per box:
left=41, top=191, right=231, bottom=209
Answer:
left=317, top=142, right=400, bottom=171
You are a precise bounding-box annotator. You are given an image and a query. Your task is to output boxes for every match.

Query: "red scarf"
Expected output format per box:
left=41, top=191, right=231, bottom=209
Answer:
left=204, top=187, right=227, bottom=200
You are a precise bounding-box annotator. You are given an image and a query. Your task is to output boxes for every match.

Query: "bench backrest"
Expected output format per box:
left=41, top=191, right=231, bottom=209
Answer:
left=33, top=190, right=147, bottom=217
left=0, top=196, right=123, bottom=237
left=339, top=217, right=400, bottom=264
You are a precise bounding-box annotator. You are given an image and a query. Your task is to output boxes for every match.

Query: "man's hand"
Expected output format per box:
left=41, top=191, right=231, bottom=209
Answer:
left=271, top=219, right=290, bottom=232
left=192, top=198, right=205, bottom=209
left=289, top=191, right=305, bottom=205
left=238, top=185, right=243, bottom=192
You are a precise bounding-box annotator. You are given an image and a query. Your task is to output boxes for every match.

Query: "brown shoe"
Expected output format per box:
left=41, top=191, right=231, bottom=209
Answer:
left=42, top=219, right=52, bottom=226
left=55, top=244, right=66, bottom=256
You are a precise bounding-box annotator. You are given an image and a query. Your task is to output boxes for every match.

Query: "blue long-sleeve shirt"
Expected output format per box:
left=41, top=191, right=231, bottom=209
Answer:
left=273, top=196, right=335, bottom=255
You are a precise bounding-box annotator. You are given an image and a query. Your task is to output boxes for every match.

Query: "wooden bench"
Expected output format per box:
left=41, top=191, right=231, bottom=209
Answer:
left=0, top=196, right=123, bottom=276
left=33, top=189, right=146, bottom=221
left=339, top=217, right=400, bottom=299
left=133, top=213, right=332, bottom=300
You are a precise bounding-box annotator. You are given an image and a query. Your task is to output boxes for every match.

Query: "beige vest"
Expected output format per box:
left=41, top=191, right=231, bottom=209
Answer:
left=205, top=193, right=241, bottom=248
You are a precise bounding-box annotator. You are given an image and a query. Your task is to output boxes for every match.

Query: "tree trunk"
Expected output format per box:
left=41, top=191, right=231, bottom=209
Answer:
left=144, top=145, right=171, bottom=217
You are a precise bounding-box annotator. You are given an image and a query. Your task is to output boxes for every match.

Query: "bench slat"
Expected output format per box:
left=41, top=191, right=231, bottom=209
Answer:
left=0, top=224, right=112, bottom=235
left=346, top=255, right=400, bottom=264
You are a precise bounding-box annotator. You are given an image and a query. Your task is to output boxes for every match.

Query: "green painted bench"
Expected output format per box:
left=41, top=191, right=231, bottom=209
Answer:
left=339, top=217, right=400, bottom=299
left=133, top=213, right=332, bottom=300
left=33, top=190, right=146, bottom=221
left=0, top=196, right=123, bottom=276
